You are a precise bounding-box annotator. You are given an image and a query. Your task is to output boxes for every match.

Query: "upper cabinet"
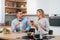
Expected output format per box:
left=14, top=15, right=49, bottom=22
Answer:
left=5, top=0, right=27, bottom=14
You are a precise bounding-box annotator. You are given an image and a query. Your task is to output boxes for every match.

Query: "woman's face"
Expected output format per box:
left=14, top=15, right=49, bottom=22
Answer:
left=37, top=11, right=43, bottom=18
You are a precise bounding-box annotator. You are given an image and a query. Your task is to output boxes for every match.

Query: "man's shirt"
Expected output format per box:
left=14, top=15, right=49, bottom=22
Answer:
left=11, top=18, right=30, bottom=32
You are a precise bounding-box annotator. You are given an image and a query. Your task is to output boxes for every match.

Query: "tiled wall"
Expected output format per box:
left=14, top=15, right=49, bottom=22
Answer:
left=5, top=15, right=38, bottom=24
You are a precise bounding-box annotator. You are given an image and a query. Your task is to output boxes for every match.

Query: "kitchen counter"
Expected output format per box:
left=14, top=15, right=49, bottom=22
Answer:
left=0, top=32, right=27, bottom=40
left=50, top=36, right=60, bottom=40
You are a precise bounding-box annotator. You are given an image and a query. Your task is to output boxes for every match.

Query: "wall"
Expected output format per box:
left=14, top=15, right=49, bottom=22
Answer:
left=37, top=0, right=49, bottom=14
left=49, top=26, right=60, bottom=35
left=27, top=0, right=37, bottom=14
left=37, top=0, right=60, bottom=14
left=0, top=0, right=5, bottom=23
left=27, top=0, right=60, bottom=14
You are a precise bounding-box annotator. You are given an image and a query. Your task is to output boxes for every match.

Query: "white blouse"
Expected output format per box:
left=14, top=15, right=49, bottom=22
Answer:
left=36, top=18, right=50, bottom=34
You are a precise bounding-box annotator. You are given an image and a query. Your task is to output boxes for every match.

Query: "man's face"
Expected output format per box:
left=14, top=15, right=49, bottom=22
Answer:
left=16, top=12, right=23, bottom=18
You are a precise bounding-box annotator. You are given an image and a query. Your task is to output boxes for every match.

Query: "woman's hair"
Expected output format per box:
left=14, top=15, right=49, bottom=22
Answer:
left=37, top=9, right=45, bottom=17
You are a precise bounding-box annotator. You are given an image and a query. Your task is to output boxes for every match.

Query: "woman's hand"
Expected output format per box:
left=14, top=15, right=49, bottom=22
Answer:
left=38, top=22, right=46, bottom=31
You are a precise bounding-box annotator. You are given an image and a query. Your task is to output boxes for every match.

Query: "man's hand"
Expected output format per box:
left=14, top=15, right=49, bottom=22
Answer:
left=15, top=22, right=20, bottom=28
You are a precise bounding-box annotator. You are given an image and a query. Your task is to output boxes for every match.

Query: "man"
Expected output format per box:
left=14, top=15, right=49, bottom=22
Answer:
left=11, top=9, right=30, bottom=32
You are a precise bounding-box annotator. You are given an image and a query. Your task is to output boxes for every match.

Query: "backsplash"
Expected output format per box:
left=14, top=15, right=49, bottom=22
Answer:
left=5, top=15, right=38, bottom=26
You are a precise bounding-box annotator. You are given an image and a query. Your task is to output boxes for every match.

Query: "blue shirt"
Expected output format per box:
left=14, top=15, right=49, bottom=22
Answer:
left=11, top=18, right=31, bottom=32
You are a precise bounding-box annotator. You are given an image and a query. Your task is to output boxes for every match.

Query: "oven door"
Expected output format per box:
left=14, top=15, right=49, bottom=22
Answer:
left=49, top=16, right=60, bottom=26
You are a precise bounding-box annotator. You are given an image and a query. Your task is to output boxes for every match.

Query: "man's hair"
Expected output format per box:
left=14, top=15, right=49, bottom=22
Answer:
left=16, top=9, right=21, bottom=13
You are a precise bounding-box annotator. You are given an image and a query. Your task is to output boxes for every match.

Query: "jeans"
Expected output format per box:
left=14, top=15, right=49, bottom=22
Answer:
left=16, top=27, right=20, bottom=32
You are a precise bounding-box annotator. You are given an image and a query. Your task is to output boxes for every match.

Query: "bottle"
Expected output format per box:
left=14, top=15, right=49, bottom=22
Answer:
left=3, top=27, right=6, bottom=34
left=40, top=34, right=43, bottom=40
left=39, top=31, right=43, bottom=40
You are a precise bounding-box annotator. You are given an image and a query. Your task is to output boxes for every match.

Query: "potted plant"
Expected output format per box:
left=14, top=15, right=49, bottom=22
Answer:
left=6, top=9, right=9, bottom=14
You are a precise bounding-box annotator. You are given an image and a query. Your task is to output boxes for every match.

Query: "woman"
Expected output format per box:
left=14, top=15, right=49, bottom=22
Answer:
left=36, top=9, right=50, bottom=34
